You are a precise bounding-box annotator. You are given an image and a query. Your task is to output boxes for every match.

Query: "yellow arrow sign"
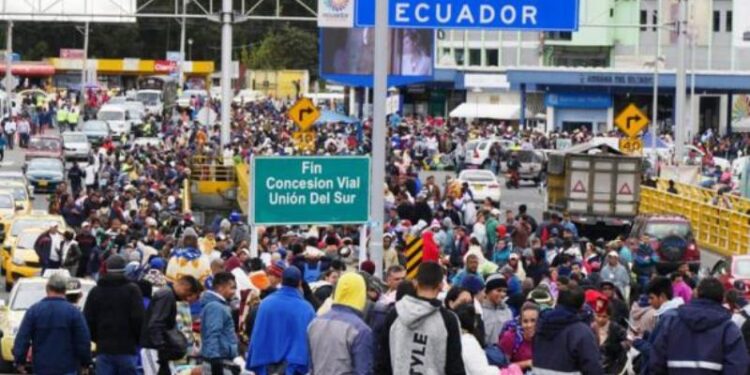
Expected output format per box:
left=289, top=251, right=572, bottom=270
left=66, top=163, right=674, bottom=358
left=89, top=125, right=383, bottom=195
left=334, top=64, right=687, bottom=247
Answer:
left=288, top=98, right=320, bottom=131
left=615, top=104, right=650, bottom=138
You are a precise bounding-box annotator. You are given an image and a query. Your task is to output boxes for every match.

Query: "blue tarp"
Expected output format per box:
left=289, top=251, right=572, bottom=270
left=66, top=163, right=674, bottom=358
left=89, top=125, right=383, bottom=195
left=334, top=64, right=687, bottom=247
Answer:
left=315, top=110, right=359, bottom=125
left=641, top=133, right=670, bottom=149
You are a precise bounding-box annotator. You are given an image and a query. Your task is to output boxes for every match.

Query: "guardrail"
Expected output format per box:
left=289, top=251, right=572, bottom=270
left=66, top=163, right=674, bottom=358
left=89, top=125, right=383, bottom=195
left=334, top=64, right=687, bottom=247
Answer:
left=640, top=186, right=750, bottom=257
left=656, top=179, right=750, bottom=213
left=236, top=163, right=250, bottom=215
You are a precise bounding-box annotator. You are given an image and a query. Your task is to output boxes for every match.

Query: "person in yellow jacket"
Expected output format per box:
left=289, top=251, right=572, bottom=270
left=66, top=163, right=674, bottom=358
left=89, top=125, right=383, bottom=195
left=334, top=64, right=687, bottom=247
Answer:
left=66, top=107, right=79, bottom=131
left=56, top=105, right=68, bottom=130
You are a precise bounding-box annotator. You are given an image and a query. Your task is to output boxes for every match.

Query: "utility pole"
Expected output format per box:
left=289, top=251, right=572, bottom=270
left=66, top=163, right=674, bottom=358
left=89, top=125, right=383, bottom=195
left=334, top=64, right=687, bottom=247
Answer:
left=650, top=0, right=662, bottom=160
left=674, top=0, right=687, bottom=162
left=369, top=0, right=388, bottom=277
left=4, top=21, right=12, bottom=118
left=220, top=0, right=232, bottom=147
left=179, top=0, right=188, bottom=89
left=80, top=21, right=89, bottom=122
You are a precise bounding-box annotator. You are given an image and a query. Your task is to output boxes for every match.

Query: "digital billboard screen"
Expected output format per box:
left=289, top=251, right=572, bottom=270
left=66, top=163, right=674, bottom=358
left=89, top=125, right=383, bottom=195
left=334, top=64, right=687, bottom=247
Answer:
left=320, top=28, right=434, bottom=87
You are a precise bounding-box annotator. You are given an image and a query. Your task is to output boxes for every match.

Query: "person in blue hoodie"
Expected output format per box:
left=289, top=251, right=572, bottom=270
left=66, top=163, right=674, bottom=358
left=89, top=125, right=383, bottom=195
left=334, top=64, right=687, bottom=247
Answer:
left=532, top=285, right=603, bottom=374
left=649, top=277, right=750, bottom=374
left=200, top=271, right=239, bottom=375
left=246, top=266, right=315, bottom=375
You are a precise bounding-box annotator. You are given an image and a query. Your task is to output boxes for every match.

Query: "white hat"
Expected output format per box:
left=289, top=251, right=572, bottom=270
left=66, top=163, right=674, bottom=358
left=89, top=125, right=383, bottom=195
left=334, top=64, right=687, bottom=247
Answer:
left=607, top=251, right=619, bottom=258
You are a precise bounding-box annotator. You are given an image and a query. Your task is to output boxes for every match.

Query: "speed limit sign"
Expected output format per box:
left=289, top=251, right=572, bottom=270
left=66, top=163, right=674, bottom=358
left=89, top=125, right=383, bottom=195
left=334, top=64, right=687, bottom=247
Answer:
left=619, top=137, right=643, bottom=154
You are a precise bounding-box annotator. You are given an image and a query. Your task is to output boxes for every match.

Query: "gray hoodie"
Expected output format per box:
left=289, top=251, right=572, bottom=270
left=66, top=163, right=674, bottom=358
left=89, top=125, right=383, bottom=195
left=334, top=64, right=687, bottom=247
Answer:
left=377, top=295, right=466, bottom=375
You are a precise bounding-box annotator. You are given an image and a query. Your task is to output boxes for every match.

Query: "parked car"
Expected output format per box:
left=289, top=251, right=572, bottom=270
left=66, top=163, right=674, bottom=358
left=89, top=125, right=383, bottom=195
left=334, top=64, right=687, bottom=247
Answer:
left=97, top=104, right=132, bottom=137
left=136, top=89, right=163, bottom=114
left=629, top=214, right=700, bottom=273
left=80, top=120, right=111, bottom=146
left=712, top=255, right=750, bottom=299
left=24, top=136, right=63, bottom=161
left=500, top=150, right=547, bottom=186
left=457, top=169, right=502, bottom=203
left=24, top=158, right=65, bottom=193
left=62, top=132, right=91, bottom=161
left=464, top=138, right=516, bottom=169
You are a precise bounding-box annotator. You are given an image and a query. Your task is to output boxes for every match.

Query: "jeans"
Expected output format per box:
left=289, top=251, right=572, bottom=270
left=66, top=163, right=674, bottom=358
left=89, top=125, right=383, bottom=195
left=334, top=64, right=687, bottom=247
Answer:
left=96, top=354, right=138, bottom=375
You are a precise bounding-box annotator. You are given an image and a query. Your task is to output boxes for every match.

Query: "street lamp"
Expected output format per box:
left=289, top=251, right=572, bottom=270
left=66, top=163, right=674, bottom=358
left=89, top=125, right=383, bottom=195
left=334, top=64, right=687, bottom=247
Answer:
left=188, top=38, right=193, bottom=60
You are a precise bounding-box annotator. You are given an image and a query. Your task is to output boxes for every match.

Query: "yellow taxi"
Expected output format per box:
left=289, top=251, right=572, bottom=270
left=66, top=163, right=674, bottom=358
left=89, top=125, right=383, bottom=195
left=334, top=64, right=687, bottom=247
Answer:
left=0, top=193, right=20, bottom=239
left=0, top=181, right=33, bottom=216
left=0, top=271, right=95, bottom=370
left=1, top=215, right=65, bottom=278
left=3, top=229, right=44, bottom=292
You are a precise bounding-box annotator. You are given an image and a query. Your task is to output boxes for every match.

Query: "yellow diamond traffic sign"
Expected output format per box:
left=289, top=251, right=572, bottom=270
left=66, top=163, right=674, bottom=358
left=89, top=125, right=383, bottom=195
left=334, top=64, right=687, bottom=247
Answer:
left=288, top=98, right=320, bottom=131
left=615, top=104, right=650, bottom=138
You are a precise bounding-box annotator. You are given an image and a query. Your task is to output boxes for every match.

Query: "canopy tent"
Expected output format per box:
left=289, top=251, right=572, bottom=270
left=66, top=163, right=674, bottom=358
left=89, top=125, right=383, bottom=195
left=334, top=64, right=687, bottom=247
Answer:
left=314, top=109, right=359, bottom=125
left=641, top=133, right=671, bottom=149
left=449, top=103, right=532, bottom=120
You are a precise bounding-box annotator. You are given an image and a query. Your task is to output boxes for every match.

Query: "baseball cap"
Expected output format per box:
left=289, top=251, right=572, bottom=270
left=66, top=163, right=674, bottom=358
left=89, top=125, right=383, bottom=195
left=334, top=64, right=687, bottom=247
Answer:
left=106, top=254, right=127, bottom=273
left=282, top=266, right=302, bottom=287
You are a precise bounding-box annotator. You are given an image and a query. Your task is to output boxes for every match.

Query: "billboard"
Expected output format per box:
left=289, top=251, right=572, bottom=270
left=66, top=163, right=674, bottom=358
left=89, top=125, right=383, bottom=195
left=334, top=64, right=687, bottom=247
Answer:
left=320, top=28, right=434, bottom=87
left=734, top=0, right=750, bottom=47
left=0, top=0, right=136, bottom=23
left=732, top=94, right=750, bottom=132
left=356, top=0, right=579, bottom=31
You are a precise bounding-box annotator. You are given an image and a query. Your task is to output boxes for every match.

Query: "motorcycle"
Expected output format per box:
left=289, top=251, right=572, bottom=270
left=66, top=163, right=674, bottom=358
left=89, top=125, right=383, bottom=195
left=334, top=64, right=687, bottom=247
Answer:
left=506, top=169, right=520, bottom=189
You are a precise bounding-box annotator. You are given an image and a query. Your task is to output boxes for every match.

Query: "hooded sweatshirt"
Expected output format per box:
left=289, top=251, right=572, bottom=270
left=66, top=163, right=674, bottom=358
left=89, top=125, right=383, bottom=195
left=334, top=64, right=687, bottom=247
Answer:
left=532, top=306, right=603, bottom=374
left=377, top=295, right=466, bottom=375
left=422, top=231, right=440, bottom=263
left=650, top=298, right=750, bottom=374
left=308, top=273, right=373, bottom=375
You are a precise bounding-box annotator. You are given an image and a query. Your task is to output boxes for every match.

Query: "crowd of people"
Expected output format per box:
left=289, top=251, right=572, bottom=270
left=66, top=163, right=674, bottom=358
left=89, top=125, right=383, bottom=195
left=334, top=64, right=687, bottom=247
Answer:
left=5, top=92, right=750, bottom=375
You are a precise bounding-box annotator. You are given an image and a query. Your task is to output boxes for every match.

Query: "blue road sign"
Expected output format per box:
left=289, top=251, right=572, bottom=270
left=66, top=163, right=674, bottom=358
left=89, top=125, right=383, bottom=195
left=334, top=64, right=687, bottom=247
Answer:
left=356, top=0, right=579, bottom=31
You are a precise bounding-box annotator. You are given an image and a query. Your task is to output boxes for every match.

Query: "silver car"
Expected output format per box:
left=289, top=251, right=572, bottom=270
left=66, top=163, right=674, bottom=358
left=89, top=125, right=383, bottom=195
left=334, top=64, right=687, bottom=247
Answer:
left=62, top=132, right=91, bottom=161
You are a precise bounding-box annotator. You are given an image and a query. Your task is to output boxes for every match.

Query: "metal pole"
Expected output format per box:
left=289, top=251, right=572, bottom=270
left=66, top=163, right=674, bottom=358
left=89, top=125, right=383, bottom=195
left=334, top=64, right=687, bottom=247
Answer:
left=358, top=225, right=367, bottom=266
left=689, top=28, right=696, bottom=139
left=80, top=22, right=89, bottom=125
left=178, top=0, right=187, bottom=89
left=651, top=0, right=662, bottom=159
left=369, top=0, right=388, bottom=277
left=4, top=21, right=12, bottom=118
left=674, top=0, right=687, bottom=162
left=220, top=0, right=232, bottom=147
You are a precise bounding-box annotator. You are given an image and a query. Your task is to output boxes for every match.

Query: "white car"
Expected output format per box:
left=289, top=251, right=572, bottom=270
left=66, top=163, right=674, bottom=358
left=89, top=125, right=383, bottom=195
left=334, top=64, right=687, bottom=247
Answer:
left=62, top=132, right=91, bottom=161
left=97, top=104, right=132, bottom=137
left=177, top=89, right=209, bottom=108
left=135, top=89, right=163, bottom=114
left=233, top=89, right=264, bottom=104
left=464, top=138, right=516, bottom=168
left=458, top=169, right=502, bottom=203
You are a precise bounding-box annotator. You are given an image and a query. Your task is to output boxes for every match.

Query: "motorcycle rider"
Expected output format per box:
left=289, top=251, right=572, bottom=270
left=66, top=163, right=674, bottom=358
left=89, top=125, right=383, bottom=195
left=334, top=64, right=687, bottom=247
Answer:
left=507, top=152, right=521, bottom=189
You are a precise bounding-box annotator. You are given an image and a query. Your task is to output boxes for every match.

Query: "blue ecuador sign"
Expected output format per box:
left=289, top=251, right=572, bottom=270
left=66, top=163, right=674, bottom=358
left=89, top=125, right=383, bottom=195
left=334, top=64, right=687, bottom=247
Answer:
left=356, top=0, right=579, bottom=31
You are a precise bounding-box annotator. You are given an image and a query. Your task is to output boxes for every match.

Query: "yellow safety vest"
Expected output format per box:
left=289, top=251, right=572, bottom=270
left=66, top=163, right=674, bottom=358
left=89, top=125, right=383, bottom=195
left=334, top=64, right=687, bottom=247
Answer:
left=67, top=110, right=79, bottom=124
left=57, top=109, right=68, bottom=122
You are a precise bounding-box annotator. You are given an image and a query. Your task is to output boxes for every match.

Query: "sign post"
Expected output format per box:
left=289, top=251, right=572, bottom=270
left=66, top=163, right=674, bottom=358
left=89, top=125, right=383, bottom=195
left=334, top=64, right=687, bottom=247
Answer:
left=616, top=104, right=649, bottom=155
left=251, top=156, right=371, bottom=225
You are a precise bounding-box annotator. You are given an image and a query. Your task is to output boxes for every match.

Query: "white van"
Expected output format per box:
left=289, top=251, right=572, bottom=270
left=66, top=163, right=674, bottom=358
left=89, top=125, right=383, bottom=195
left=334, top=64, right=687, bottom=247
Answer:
left=97, top=104, right=131, bottom=136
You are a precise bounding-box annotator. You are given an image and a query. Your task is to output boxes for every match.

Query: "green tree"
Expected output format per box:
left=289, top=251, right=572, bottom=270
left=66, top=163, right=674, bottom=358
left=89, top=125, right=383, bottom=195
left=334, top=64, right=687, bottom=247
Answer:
left=248, top=26, right=318, bottom=79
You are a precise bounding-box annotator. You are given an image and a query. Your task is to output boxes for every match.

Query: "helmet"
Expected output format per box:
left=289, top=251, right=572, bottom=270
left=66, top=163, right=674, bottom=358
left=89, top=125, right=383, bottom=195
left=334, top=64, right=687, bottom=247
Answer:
left=229, top=211, right=242, bottom=223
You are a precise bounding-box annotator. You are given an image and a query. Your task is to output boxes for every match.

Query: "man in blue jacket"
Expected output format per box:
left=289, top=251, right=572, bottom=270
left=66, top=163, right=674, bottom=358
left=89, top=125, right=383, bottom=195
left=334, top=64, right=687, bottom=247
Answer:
left=200, top=271, right=239, bottom=375
left=532, top=285, right=603, bottom=374
left=13, top=274, right=92, bottom=375
left=246, top=266, right=315, bottom=375
left=650, top=277, right=750, bottom=374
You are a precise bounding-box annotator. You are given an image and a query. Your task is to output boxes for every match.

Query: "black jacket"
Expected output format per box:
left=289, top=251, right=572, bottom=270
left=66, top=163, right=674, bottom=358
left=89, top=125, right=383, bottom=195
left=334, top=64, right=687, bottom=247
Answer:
left=141, top=286, right=177, bottom=349
left=83, top=273, right=144, bottom=355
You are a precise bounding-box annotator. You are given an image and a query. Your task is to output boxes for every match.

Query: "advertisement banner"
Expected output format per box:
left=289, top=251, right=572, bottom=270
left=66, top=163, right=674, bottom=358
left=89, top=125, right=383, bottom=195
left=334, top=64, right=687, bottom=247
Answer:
left=732, top=94, right=750, bottom=132
left=320, top=28, right=434, bottom=87
left=356, top=0, right=579, bottom=31
left=318, top=0, right=355, bottom=28
left=60, top=49, right=84, bottom=59
left=154, top=60, right=177, bottom=73
left=734, top=0, right=750, bottom=47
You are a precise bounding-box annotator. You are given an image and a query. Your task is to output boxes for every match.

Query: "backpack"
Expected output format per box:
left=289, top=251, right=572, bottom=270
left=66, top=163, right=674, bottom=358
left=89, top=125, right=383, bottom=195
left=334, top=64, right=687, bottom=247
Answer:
left=303, top=262, right=322, bottom=283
